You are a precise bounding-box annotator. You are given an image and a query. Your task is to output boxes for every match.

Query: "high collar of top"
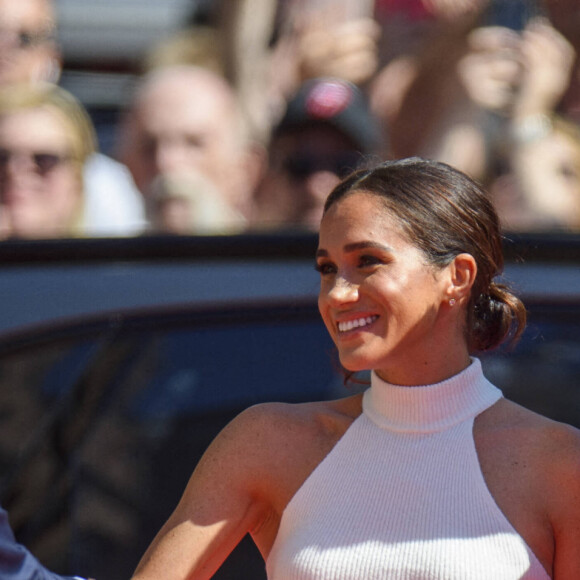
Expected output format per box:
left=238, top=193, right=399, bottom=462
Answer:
left=363, top=358, right=502, bottom=434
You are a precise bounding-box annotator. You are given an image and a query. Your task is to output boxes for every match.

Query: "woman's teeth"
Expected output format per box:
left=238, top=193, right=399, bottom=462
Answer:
left=338, top=316, right=377, bottom=333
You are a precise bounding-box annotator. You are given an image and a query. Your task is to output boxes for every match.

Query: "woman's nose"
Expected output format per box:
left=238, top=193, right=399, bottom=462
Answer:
left=326, top=276, right=359, bottom=306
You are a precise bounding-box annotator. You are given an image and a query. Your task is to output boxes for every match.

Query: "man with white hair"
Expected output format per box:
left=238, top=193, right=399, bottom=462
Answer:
left=118, top=65, right=262, bottom=233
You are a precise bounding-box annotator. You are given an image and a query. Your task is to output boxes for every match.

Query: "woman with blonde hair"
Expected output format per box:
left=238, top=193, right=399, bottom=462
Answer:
left=0, top=82, right=96, bottom=238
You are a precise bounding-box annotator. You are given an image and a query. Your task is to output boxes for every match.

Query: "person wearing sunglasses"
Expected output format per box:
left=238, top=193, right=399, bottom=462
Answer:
left=0, top=82, right=96, bottom=239
left=0, top=0, right=60, bottom=86
left=251, top=78, right=386, bottom=231
left=0, top=0, right=146, bottom=238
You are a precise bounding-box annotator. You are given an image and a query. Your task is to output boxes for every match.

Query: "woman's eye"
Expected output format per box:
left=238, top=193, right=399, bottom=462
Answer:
left=314, top=262, right=336, bottom=275
left=359, top=255, right=382, bottom=267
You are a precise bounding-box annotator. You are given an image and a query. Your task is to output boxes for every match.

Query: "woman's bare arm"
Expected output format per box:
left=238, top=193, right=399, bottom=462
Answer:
left=131, top=395, right=360, bottom=579
left=131, top=405, right=278, bottom=580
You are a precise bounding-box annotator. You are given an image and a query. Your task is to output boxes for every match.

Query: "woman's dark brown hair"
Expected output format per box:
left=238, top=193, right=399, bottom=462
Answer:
left=323, top=157, right=526, bottom=352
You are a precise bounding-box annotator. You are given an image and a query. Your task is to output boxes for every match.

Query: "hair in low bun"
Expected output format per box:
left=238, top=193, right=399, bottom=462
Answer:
left=324, top=157, right=527, bottom=353
left=470, top=282, right=526, bottom=352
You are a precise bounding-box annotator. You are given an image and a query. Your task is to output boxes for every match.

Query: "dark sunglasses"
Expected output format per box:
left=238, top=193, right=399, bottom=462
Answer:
left=0, top=148, right=72, bottom=176
left=283, top=151, right=362, bottom=180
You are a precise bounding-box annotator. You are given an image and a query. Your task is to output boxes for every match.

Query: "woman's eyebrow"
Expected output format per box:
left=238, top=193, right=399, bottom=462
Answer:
left=343, top=241, right=393, bottom=253
left=316, top=241, right=392, bottom=258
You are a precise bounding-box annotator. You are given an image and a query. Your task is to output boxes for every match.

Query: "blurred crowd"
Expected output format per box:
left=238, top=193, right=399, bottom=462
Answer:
left=0, top=0, right=579, bottom=239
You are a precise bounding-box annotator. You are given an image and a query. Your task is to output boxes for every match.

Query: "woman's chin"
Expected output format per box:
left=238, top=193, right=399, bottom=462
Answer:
left=338, top=353, right=375, bottom=374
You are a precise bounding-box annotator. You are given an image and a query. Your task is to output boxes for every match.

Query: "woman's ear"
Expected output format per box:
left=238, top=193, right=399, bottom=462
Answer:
left=447, top=253, right=477, bottom=304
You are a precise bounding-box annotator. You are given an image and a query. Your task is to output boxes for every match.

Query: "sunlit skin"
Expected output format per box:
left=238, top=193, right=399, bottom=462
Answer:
left=316, top=191, right=474, bottom=386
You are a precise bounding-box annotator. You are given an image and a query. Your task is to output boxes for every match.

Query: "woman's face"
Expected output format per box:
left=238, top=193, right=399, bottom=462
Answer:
left=317, top=191, right=454, bottom=385
left=0, top=106, right=81, bottom=238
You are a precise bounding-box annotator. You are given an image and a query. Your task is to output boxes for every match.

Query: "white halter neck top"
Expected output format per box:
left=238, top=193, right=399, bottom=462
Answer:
left=266, top=358, right=550, bottom=579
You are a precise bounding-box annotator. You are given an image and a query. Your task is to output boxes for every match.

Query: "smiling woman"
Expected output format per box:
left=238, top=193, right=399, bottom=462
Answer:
left=317, top=157, right=527, bottom=386
left=316, top=192, right=474, bottom=387
left=131, top=158, right=580, bottom=580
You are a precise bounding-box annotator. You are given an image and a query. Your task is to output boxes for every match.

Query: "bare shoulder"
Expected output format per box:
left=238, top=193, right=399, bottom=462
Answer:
left=486, top=397, right=580, bottom=449
left=479, top=397, right=580, bottom=463
left=209, top=393, right=364, bottom=510
left=176, top=393, right=363, bottom=526
left=480, top=397, right=580, bottom=503
left=218, top=394, right=364, bottom=465
left=477, top=399, right=580, bottom=576
left=501, top=400, right=580, bottom=578
left=132, top=395, right=364, bottom=579
left=511, top=402, right=580, bottom=498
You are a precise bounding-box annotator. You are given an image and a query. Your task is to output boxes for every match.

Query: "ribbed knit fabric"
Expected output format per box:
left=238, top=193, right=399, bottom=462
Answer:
left=266, top=358, right=550, bottom=579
